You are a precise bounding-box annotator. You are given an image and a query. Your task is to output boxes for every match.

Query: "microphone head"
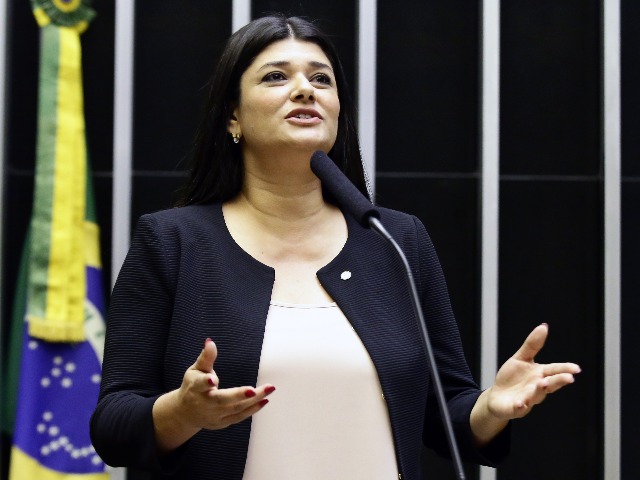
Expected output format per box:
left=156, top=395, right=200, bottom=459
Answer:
left=310, top=150, right=380, bottom=228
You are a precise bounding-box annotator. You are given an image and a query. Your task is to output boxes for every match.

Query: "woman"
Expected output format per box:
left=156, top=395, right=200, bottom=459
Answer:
left=90, top=15, right=580, bottom=479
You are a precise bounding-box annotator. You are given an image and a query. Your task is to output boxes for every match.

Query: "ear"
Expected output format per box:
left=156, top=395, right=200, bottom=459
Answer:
left=227, top=107, right=240, bottom=135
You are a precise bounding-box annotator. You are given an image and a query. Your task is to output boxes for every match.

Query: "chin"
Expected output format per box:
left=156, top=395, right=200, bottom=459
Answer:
left=291, top=137, right=335, bottom=154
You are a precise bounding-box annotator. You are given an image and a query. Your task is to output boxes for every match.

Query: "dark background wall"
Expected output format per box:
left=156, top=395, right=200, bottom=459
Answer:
left=2, top=1, right=636, bottom=479
left=497, top=2, right=602, bottom=479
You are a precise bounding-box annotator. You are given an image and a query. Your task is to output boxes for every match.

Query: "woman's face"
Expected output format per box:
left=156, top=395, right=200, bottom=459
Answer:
left=229, top=39, right=340, bottom=158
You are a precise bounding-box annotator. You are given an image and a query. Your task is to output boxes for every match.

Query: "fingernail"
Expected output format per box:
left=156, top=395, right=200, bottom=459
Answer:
left=540, top=323, right=548, bottom=328
left=208, top=378, right=216, bottom=387
left=259, top=399, right=269, bottom=407
left=264, top=386, right=276, bottom=395
left=245, top=389, right=256, bottom=398
left=204, top=338, right=212, bottom=348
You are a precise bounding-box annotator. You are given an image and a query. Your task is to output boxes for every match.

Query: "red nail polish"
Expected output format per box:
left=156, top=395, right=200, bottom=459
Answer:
left=208, top=378, right=216, bottom=387
left=264, top=386, right=276, bottom=395
left=245, top=389, right=256, bottom=398
left=259, top=399, right=269, bottom=407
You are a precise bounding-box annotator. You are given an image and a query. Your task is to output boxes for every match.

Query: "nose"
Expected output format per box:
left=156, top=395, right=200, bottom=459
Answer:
left=290, top=75, right=315, bottom=102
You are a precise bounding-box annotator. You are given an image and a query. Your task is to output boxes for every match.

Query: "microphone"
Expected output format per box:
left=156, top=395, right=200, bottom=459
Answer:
left=310, top=150, right=380, bottom=228
left=310, top=150, right=467, bottom=480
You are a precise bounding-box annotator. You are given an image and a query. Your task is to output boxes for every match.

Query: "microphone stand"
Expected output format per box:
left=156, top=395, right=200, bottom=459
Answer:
left=310, top=149, right=467, bottom=478
left=368, top=216, right=467, bottom=480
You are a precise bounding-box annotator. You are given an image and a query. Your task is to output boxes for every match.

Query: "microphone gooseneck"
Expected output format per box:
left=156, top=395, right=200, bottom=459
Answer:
left=310, top=151, right=467, bottom=480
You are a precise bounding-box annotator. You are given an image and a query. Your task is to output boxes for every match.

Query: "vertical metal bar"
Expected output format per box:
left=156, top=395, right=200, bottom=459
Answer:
left=110, top=0, right=135, bottom=476
left=232, top=0, right=251, bottom=33
left=480, top=0, right=500, bottom=479
left=111, top=0, right=135, bottom=291
left=0, top=0, right=7, bottom=297
left=0, top=0, right=8, bottom=447
left=603, top=0, right=621, bottom=478
left=358, top=0, right=377, bottom=194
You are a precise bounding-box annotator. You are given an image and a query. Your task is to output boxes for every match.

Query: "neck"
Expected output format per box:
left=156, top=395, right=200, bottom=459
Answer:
left=222, top=150, right=346, bottom=268
left=237, top=150, right=329, bottom=224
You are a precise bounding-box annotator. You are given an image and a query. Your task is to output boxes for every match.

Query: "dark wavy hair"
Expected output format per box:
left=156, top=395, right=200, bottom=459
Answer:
left=174, top=14, right=369, bottom=206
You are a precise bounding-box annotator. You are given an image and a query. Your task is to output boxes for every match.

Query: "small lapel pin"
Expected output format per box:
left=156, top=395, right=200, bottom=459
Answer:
left=340, top=271, right=352, bottom=280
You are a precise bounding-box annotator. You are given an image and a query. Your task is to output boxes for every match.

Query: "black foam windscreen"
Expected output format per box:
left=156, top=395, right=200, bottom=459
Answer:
left=310, top=151, right=380, bottom=228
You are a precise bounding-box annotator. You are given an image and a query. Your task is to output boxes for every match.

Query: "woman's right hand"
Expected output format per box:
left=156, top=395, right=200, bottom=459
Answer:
left=152, top=338, right=275, bottom=453
left=178, top=338, right=275, bottom=430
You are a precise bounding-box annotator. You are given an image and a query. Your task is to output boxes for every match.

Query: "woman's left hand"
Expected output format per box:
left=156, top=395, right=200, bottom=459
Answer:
left=470, top=323, right=581, bottom=445
left=486, top=323, right=581, bottom=420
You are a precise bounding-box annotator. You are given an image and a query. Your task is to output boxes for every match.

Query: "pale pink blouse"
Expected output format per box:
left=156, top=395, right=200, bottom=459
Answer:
left=243, top=301, right=399, bottom=480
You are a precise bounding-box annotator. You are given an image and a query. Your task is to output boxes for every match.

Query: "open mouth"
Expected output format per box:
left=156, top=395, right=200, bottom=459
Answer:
left=287, top=109, right=323, bottom=120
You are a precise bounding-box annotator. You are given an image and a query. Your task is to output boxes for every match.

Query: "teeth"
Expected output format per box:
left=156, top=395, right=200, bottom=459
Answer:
left=295, top=114, right=313, bottom=119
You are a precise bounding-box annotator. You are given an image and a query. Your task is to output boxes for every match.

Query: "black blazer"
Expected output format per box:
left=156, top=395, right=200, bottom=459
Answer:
left=90, top=203, right=509, bottom=479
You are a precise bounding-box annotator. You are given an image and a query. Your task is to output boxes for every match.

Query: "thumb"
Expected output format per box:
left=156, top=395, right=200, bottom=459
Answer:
left=193, top=337, right=218, bottom=373
left=513, top=323, right=548, bottom=363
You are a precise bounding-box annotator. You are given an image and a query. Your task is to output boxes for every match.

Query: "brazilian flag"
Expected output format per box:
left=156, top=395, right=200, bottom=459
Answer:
left=1, top=0, right=108, bottom=478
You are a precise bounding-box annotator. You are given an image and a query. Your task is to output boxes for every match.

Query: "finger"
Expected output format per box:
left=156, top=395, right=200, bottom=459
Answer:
left=193, top=338, right=218, bottom=374
left=202, top=386, right=273, bottom=429
left=540, top=373, right=577, bottom=394
left=521, top=373, right=575, bottom=406
left=542, top=362, right=581, bottom=377
left=210, top=384, right=276, bottom=405
left=512, top=324, right=548, bottom=363
left=257, top=384, right=277, bottom=396
left=512, top=389, right=546, bottom=415
left=218, top=397, right=271, bottom=427
left=185, top=366, right=219, bottom=394
left=203, top=371, right=220, bottom=391
left=219, top=387, right=275, bottom=423
left=512, top=398, right=533, bottom=418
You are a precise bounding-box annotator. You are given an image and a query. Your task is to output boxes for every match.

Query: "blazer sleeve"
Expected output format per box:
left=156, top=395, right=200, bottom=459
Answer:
left=90, top=214, right=186, bottom=474
left=412, top=216, right=510, bottom=466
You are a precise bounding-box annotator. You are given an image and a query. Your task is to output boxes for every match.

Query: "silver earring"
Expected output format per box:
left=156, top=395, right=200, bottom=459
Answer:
left=232, top=133, right=241, bottom=144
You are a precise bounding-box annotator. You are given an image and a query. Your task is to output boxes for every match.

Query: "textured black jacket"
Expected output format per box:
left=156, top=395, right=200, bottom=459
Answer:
left=90, top=203, right=509, bottom=479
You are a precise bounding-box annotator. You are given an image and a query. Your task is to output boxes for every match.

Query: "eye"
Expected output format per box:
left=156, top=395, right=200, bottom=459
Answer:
left=262, top=71, right=287, bottom=82
left=312, top=73, right=333, bottom=85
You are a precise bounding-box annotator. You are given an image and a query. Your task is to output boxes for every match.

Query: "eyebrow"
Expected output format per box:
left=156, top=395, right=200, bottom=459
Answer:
left=257, top=60, right=333, bottom=72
